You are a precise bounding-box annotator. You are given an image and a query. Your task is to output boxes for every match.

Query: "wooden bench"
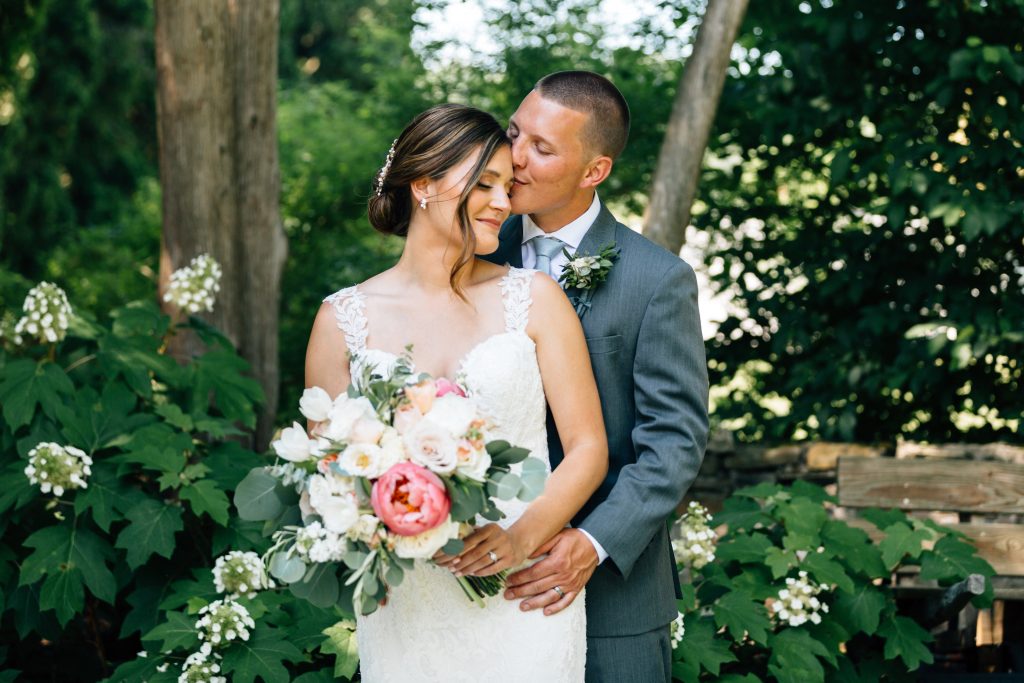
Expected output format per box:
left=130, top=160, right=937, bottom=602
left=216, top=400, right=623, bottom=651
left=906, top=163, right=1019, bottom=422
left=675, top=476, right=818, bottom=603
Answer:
left=837, top=455, right=1024, bottom=602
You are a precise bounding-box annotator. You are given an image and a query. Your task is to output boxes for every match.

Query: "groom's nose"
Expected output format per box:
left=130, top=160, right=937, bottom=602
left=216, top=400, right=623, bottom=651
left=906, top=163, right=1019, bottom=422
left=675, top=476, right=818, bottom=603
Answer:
left=511, top=136, right=526, bottom=169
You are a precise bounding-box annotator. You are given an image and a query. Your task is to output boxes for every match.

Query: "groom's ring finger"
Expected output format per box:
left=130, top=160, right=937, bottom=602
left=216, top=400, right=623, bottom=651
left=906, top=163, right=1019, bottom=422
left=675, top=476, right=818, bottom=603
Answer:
left=544, top=589, right=576, bottom=616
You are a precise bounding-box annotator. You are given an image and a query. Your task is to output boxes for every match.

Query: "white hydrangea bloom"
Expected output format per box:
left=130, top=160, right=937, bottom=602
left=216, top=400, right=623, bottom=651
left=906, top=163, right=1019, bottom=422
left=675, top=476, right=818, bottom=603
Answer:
left=212, top=551, right=273, bottom=599
left=24, top=442, right=92, bottom=497
left=178, top=650, right=226, bottom=683
left=13, top=282, right=73, bottom=345
left=195, top=599, right=255, bottom=648
left=771, top=570, right=831, bottom=627
left=672, top=501, right=717, bottom=570
left=670, top=611, right=686, bottom=650
left=294, top=521, right=345, bottom=564
left=163, top=253, right=222, bottom=314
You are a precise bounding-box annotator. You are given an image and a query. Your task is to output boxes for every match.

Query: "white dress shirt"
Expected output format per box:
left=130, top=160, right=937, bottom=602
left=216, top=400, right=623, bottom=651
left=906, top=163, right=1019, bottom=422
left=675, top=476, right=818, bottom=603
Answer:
left=519, top=193, right=610, bottom=566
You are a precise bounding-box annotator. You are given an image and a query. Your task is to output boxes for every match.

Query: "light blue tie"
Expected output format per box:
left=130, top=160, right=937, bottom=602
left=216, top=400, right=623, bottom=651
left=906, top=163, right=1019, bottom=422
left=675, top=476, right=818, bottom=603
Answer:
left=531, top=236, right=565, bottom=278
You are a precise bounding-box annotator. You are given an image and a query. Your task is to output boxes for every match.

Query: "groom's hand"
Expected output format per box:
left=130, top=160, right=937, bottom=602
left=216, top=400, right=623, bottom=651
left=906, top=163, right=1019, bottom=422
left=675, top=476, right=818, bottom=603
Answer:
left=504, top=528, right=598, bottom=616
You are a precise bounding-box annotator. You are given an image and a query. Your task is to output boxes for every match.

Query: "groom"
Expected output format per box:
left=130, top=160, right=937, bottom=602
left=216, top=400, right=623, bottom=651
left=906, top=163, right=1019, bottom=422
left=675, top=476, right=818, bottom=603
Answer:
left=485, top=71, right=709, bottom=681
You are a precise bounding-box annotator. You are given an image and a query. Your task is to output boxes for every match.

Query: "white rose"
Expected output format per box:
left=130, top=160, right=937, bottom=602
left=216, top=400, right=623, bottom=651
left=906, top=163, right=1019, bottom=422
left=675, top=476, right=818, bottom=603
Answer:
left=424, top=394, right=477, bottom=437
left=349, top=416, right=386, bottom=445
left=338, top=442, right=387, bottom=478
left=393, top=403, right=423, bottom=435
left=299, top=386, right=333, bottom=422
left=393, top=517, right=459, bottom=559
left=272, top=422, right=315, bottom=462
left=307, top=473, right=359, bottom=534
left=455, top=439, right=491, bottom=482
left=323, top=396, right=376, bottom=442
left=405, top=419, right=458, bottom=474
left=346, top=514, right=381, bottom=544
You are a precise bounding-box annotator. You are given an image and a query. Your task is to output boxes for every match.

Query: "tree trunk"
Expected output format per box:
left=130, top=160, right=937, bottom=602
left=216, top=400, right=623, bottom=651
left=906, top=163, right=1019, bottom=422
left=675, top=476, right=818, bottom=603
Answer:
left=155, top=0, right=286, bottom=448
left=643, top=0, right=749, bottom=254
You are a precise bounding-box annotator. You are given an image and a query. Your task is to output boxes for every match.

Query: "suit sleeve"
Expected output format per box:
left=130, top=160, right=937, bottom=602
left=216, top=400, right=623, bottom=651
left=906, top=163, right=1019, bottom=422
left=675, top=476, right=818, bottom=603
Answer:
left=579, top=260, right=709, bottom=579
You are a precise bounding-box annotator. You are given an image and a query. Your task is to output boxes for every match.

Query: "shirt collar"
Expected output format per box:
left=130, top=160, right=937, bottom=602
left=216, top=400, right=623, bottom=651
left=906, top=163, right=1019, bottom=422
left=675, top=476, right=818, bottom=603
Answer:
left=521, top=193, right=601, bottom=250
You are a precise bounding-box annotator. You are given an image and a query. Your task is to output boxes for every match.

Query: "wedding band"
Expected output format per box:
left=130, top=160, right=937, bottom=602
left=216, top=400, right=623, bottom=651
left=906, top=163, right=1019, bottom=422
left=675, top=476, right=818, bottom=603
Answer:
left=488, top=551, right=499, bottom=563
left=552, top=585, right=565, bottom=599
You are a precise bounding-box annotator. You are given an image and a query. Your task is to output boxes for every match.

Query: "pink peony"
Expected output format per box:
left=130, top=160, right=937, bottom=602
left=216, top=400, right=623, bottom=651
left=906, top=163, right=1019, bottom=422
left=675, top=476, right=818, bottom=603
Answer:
left=371, top=462, right=451, bottom=536
left=434, top=377, right=466, bottom=398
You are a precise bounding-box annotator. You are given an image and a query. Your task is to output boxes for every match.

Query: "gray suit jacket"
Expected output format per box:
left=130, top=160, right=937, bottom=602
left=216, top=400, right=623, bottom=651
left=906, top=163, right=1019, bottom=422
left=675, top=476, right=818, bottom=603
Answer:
left=484, top=205, right=709, bottom=637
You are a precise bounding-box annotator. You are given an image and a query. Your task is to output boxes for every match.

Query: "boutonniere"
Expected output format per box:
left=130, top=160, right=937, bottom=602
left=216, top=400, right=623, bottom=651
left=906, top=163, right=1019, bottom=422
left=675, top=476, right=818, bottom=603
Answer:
left=557, top=243, right=619, bottom=316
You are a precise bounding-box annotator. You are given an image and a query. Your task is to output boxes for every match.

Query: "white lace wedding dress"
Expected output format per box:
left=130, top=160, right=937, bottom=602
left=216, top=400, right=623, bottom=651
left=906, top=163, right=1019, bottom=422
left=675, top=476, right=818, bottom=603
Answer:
left=323, top=267, right=587, bottom=682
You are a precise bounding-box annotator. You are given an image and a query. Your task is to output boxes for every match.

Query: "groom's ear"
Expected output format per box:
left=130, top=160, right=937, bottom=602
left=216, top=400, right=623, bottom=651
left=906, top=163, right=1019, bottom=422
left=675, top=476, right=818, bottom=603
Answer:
left=579, top=155, right=613, bottom=190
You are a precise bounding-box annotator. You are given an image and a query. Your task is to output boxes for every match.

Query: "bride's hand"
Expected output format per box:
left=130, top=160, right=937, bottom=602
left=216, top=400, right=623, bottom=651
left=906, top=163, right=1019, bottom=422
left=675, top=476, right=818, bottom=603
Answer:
left=452, top=524, right=527, bottom=577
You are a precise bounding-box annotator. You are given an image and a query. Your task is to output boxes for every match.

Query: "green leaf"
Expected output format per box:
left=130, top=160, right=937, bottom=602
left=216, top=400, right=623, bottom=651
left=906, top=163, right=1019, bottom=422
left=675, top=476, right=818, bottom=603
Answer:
left=712, top=590, right=771, bottom=645
left=75, top=462, right=138, bottom=532
left=919, top=535, right=995, bottom=581
left=487, top=471, right=522, bottom=500
left=764, top=547, right=796, bottom=578
left=235, top=468, right=286, bottom=521
left=270, top=554, right=308, bottom=584
left=321, top=620, right=360, bottom=680
left=220, top=628, right=305, bottom=683
left=0, top=461, right=34, bottom=515
left=190, top=347, right=264, bottom=427
left=442, top=538, right=465, bottom=555
left=115, top=499, right=184, bottom=569
left=0, top=360, right=74, bottom=430
left=879, top=522, right=931, bottom=569
left=878, top=615, right=934, bottom=670
left=715, top=533, right=773, bottom=564
left=767, top=629, right=830, bottom=683
left=39, top=568, right=84, bottom=626
left=803, top=552, right=855, bottom=593
left=155, top=402, right=194, bottom=431
left=859, top=508, right=906, bottom=529
left=179, top=478, right=230, bottom=525
left=821, top=520, right=886, bottom=578
left=20, top=524, right=116, bottom=604
left=832, top=584, right=886, bottom=635
left=778, top=497, right=827, bottom=541
left=712, top=495, right=772, bottom=531
left=734, top=482, right=783, bottom=500
left=142, top=611, right=200, bottom=652
left=490, top=445, right=530, bottom=467
left=673, top=614, right=736, bottom=679
left=121, top=571, right=177, bottom=638
left=291, top=564, right=340, bottom=608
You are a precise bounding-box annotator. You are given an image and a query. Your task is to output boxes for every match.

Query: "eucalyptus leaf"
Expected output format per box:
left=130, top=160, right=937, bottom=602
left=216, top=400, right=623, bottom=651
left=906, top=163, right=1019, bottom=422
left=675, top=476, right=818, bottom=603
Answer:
left=269, top=554, right=307, bottom=584
left=234, top=469, right=285, bottom=521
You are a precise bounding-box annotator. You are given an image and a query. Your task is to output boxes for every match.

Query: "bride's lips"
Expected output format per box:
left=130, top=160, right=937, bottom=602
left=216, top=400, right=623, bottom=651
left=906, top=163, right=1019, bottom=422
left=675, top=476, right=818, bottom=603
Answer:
left=476, top=217, right=501, bottom=230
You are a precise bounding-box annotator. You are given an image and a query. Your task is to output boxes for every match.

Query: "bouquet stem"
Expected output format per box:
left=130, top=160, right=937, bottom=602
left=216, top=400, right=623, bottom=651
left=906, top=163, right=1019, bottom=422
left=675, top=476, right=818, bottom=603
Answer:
left=454, top=571, right=508, bottom=608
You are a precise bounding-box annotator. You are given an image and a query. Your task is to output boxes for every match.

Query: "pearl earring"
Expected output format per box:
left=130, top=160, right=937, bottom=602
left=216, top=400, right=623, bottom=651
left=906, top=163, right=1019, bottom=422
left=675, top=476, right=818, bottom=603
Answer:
left=419, top=197, right=428, bottom=210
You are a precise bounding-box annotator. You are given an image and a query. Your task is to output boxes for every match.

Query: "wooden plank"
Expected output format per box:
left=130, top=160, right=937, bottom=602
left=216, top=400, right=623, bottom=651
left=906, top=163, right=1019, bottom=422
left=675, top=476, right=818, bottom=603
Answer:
left=806, top=442, right=884, bottom=471
left=896, top=441, right=1024, bottom=464
left=837, top=456, right=1024, bottom=515
left=845, top=519, right=1024, bottom=577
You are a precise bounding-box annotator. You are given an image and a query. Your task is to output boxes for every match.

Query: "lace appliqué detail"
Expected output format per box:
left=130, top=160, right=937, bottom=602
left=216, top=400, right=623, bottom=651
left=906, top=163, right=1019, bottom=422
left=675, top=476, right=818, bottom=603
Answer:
left=500, top=267, right=534, bottom=333
left=323, top=286, right=367, bottom=354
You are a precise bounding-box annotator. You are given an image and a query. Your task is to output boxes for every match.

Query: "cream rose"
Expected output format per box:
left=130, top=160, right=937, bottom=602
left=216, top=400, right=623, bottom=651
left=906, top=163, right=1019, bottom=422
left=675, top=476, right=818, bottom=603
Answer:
left=455, top=439, right=492, bottom=482
left=404, top=419, right=458, bottom=474
left=425, top=394, right=477, bottom=437
left=392, top=516, right=460, bottom=559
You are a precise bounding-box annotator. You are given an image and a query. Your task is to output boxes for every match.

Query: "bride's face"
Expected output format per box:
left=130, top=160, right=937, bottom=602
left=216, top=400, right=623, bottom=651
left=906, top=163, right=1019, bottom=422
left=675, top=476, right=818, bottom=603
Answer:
left=428, top=145, right=513, bottom=255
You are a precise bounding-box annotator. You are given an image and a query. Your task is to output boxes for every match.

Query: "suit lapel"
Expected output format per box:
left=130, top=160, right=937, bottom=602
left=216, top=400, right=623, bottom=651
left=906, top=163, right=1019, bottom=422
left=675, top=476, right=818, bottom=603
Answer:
left=563, top=205, right=618, bottom=318
left=493, top=216, right=524, bottom=268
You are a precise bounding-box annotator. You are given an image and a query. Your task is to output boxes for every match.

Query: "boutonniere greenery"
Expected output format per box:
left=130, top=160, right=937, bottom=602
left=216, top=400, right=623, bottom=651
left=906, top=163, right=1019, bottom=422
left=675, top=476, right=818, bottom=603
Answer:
left=557, top=243, right=619, bottom=316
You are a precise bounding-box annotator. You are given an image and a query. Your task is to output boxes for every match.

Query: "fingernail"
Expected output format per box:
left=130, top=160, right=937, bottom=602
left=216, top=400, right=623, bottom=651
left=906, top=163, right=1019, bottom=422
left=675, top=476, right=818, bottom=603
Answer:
left=504, top=590, right=514, bottom=599
left=454, top=571, right=462, bottom=577
left=521, top=603, right=531, bottom=611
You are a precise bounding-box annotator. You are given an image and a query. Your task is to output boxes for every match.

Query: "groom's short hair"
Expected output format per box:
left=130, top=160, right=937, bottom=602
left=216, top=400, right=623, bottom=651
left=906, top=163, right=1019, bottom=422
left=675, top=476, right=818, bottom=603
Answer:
left=535, top=71, right=630, bottom=160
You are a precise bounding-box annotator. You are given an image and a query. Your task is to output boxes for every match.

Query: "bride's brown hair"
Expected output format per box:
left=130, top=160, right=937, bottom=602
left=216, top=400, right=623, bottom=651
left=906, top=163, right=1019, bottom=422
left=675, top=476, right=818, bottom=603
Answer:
left=368, top=104, right=509, bottom=297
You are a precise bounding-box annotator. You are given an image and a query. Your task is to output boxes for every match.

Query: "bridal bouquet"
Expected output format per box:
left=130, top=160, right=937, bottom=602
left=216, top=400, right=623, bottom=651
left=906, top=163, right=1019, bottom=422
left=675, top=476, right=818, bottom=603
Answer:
left=233, top=350, right=547, bottom=615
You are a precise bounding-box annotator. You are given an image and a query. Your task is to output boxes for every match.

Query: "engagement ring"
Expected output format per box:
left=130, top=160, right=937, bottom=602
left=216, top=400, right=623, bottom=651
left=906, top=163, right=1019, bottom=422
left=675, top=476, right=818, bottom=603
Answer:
left=487, top=551, right=499, bottom=563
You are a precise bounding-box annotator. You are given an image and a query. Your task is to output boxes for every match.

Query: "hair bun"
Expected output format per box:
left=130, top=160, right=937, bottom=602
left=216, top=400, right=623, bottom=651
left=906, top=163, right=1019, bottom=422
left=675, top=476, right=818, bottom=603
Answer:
left=368, top=185, right=411, bottom=237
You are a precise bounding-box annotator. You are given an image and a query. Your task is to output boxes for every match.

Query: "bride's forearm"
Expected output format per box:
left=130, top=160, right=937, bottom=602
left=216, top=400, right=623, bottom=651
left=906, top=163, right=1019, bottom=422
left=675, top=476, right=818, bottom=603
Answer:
left=507, top=441, right=607, bottom=557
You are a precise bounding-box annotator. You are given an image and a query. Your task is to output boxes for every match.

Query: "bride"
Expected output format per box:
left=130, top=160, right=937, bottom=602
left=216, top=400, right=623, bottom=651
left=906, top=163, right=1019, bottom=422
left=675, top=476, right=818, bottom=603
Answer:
left=304, top=104, right=608, bottom=682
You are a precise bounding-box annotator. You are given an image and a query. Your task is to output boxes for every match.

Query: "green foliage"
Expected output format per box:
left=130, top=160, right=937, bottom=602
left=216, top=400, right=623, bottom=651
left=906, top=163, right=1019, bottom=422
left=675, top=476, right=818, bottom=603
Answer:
left=672, top=484, right=995, bottom=681
left=701, top=0, right=1024, bottom=442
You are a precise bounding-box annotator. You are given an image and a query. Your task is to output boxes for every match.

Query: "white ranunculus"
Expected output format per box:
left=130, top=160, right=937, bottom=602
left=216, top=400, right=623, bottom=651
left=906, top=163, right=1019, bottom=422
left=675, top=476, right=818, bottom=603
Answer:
left=425, top=394, right=477, bottom=437
left=404, top=419, right=458, bottom=474
left=299, top=386, right=333, bottom=422
left=393, top=517, right=459, bottom=559
left=379, top=428, right=408, bottom=465
left=338, top=442, right=387, bottom=478
left=272, top=422, right=316, bottom=462
left=307, top=473, right=359, bottom=534
left=323, top=396, right=376, bottom=442
left=455, top=440, right=491, bottom=482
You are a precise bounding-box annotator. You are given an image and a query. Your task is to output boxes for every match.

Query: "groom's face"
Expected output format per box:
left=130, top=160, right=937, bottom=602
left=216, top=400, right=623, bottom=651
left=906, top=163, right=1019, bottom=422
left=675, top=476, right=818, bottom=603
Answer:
left=507, top=91, right=591, bottom=221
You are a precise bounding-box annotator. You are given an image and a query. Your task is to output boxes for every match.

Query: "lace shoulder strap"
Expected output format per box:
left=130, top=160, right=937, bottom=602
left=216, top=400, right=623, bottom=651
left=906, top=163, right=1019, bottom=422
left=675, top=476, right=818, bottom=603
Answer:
left=323, top=285, right=368, bottom=354
left=499, top=267, right=534, bottom=333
